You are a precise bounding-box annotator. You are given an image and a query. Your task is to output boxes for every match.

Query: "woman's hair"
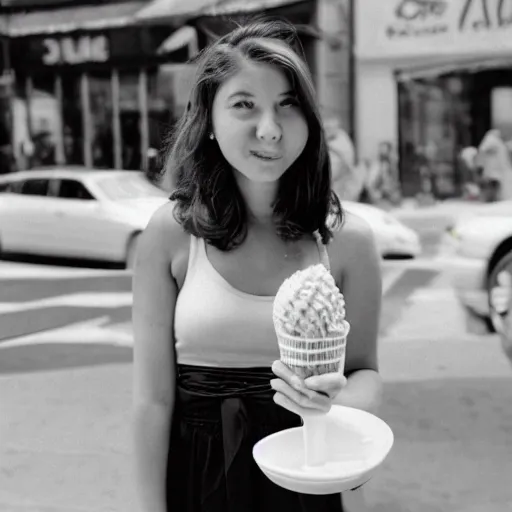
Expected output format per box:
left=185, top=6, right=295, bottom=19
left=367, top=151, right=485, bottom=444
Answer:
left=162, top=18, right=343, bottom=251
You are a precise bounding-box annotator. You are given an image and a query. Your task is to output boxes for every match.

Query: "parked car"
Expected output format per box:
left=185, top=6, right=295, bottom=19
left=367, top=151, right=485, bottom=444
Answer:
left=0, top=167, right=420, bottom=269
left=342, top=201, right=421, bottom=259
left=441, top=201, right=512, bottom=333
left=0, top=167, right=168, bottom=268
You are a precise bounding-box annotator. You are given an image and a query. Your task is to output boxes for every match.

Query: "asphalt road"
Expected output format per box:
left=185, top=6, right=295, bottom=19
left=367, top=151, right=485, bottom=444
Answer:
left=0, top=246, right=511, bottom=512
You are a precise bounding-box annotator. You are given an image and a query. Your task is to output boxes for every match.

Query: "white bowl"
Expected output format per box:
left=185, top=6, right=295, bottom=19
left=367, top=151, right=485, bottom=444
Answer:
left=252, top=405, right=394, bottom=495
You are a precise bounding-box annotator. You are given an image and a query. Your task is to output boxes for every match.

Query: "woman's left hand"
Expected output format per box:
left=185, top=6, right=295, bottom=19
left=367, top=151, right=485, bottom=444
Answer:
left=270, top=360, right=347, bottom=417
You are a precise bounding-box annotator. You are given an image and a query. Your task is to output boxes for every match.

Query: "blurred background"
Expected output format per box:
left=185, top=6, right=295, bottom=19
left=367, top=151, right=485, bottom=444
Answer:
left=1, top=1, right=512, bottom=511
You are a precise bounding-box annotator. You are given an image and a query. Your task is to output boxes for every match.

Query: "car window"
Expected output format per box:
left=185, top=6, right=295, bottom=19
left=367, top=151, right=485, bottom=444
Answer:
left=57, top=179, right=95, bottom=200
left=0, top=181, right=14, bottom=193
left=20, top=179, right=50, bottom=196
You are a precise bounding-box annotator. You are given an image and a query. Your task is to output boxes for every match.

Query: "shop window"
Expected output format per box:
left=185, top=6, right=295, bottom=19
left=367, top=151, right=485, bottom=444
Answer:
left=89, top=71, right=114, bottom=169
left=57, top=179, right=94, bottom=200
left=119, top=71, right=141, bottom=170
left=147, top=66, right=177, bottom=173
left=20, top=179, right=49, bottom=196
left=398, top=76, right=472, bottom=199
left=491, top=87, right=512, bottom=141
left=10, top=78, right=30, bottom=172
left=30, top=72, right=59, bottom=167
left=61, top=74, right=84, bottom=166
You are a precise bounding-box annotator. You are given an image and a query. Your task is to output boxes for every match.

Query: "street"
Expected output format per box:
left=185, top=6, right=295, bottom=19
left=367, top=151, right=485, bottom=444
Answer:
left=1, top=233, right=512, bottom=512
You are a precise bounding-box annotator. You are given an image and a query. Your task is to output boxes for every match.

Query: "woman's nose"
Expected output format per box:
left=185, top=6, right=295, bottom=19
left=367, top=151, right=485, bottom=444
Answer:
left=256, top=113, right=282, bottom=142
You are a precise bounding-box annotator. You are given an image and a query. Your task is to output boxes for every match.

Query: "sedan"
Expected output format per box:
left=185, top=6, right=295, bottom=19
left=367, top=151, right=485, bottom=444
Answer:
left=0, top=167, right=169, bottom=268
left=342, top=201, right=421, bottom=259
left=441, top=200, right=512, bottom=334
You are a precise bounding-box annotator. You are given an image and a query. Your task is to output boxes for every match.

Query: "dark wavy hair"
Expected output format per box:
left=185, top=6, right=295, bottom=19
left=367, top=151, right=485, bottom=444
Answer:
left=162, top=18, right=343, bottom=251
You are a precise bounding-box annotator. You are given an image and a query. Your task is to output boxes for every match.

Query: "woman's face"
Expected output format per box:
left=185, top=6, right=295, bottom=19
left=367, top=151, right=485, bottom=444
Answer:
left=211, top=60, right=309, bottom=184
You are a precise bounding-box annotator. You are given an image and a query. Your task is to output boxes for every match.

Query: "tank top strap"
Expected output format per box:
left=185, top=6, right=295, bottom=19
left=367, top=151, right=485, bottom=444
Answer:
left=187, top=235, right=201, bottom=275
left=313, top=230, right=331, bottom=272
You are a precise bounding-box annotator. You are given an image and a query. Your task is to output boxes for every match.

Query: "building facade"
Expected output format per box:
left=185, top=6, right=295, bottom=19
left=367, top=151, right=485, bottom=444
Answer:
left=1, top=0, right=198, bottom=173
left=355, top=0, right=512, bottom=198
left=1, top=0, right=354, bottom=173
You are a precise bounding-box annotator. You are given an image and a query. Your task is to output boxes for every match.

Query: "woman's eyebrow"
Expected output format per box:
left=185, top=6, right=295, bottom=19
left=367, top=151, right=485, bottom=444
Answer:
left=227, top=90, right=295, bottom=100
left=227, top=91, right=254, bottom=100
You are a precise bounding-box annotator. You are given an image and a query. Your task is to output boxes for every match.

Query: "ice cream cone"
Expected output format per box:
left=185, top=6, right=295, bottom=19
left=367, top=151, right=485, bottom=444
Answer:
left=276, top=322, right=350, bottom=378
left=272, top=264, right=350, bottom=468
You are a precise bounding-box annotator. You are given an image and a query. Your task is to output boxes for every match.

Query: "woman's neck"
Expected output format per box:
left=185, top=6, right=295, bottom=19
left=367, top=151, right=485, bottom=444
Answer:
left=236, top=175, right=278, bottom=225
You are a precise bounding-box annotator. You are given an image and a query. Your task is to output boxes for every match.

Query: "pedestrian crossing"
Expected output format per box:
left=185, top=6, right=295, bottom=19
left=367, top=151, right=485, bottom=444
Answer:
left=0, top=260, right=131, bottom=280
left=0, top=257, right=480, bottom=350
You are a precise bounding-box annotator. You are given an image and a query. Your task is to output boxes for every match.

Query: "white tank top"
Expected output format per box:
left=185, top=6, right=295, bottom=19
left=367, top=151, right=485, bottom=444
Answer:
left=174, top=234, right=331, bottom=367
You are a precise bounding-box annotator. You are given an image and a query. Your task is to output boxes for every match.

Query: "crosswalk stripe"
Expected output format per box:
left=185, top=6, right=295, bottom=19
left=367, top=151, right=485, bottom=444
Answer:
left=0, top=316, right=132, bottom=349
left=0, top=261, right=131, bottom=280
left=0, top=292, right=132, bottom=314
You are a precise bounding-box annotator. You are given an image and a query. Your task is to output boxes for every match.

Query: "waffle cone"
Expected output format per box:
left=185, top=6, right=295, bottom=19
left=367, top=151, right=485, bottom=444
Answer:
left=276, top=321, right=349, bottom=377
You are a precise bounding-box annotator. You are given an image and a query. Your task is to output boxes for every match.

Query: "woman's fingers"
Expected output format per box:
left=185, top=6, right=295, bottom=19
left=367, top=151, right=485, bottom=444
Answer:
left=270, top=378, right=330, bottom=412
left=271, top=361, right=318, bottom=400
left=304, top=373, right=347, bottom=399
left=271, top=360, right=304, bottom=390
left=273, top=391, right=327, bottom=417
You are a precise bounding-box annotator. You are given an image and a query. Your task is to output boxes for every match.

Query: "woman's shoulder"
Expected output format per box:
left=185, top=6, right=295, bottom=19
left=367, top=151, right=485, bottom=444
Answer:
left=141, top=200, right=190, bottom=260
left=327, top=207, right=379, bottom=269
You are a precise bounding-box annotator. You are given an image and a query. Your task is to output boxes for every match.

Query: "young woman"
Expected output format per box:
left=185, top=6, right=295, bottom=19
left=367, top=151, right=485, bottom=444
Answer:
left=132, top=19, right=382, bottom=512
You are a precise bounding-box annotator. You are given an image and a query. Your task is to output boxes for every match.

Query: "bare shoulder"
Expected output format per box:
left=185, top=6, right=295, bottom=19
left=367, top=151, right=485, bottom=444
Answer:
left=331, top=209, right=377, bottom=256
left=327, top=209, right=380, bottom=277
left=137, top=201, right=189, bottom=277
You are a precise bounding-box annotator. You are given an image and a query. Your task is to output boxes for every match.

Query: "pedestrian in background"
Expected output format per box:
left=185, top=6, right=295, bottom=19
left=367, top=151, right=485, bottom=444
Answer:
left=324, top=117, right=362, bottom=201
left=132, top=19, right=382, bottom=512
left=477, top=129, right=512, bottom=201
left=376, top=142, right=401, bottom=206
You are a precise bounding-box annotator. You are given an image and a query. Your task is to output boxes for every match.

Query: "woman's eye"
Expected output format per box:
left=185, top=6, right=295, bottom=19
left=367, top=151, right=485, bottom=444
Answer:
left=280, top=97, right=299, bottom=108
left=233, top=100, right=254, bottom=110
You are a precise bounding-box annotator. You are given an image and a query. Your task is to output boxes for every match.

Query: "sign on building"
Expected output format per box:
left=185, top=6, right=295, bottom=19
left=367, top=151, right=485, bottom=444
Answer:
left=356, top=0, right=512, bottom=59
left=42, top=35, right=109, bottom=65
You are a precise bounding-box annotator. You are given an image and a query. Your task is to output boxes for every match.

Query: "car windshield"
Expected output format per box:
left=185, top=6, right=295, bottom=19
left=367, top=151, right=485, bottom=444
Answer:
left=96, top=173, right=168, bottom=200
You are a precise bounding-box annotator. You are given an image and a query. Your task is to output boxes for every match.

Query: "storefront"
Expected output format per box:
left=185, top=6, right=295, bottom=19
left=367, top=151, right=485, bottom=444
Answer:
left=355, top=0, right=512, bottom=197
left=5, top=1, right=196, bottom=172
left=139, top=0, right=354, bottom=137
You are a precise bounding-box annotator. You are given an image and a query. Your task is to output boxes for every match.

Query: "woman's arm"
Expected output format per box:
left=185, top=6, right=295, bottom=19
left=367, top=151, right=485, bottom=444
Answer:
left=332, top=213, right=383, bottom=414
left=132, top=204, right=179, bottom=512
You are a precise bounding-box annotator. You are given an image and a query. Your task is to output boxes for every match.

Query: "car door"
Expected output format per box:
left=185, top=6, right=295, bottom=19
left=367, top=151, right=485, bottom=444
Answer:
left=0, top=177, right=60, bottom=255
left=50, top=178, right=118, bottom=260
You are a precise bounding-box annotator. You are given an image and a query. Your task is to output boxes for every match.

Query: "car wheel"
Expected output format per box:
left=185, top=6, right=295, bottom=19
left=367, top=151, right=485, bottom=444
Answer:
left=125, top=233, right=140, bottom=270
left=487, top=249, right=512, bottom=334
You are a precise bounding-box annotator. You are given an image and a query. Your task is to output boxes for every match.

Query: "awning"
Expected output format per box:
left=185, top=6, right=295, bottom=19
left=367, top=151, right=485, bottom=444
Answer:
left=135, top=0, right=218, bottom=21
left=201, top=0, right=309, bottom=16
left=5, top=0, right=146, bottom=37
left=396, top=57, right=512, bottom=81
left=136, top=0, right=307, bottom=21
left=157, top=25, right=198, bottom=55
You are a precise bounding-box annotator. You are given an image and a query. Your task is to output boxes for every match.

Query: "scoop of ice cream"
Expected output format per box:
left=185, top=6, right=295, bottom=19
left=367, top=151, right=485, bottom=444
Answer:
left=273, top=264, right=347, bottom=338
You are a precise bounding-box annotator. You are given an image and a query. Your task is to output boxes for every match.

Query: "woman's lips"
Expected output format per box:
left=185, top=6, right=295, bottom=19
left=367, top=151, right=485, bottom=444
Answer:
left=251, top=150, right=282, bottom=161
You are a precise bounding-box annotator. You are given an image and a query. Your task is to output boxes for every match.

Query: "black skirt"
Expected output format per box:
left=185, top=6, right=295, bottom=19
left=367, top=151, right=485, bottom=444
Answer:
left=166, top=364, right=345, bottom=512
